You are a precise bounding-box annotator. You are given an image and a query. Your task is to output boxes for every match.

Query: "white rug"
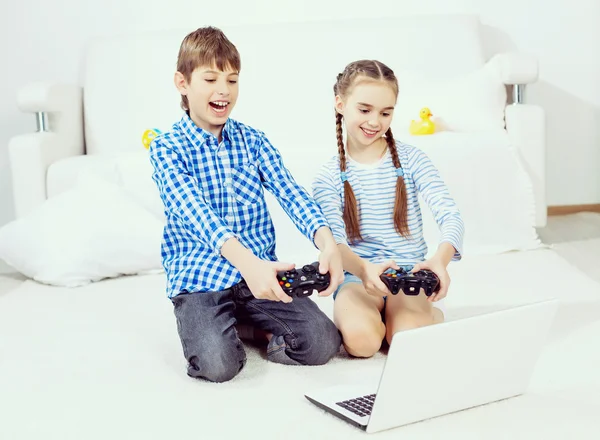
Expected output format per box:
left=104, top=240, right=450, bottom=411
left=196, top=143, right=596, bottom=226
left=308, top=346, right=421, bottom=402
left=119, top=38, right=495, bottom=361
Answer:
left=0, top=248, right=599, bottom=439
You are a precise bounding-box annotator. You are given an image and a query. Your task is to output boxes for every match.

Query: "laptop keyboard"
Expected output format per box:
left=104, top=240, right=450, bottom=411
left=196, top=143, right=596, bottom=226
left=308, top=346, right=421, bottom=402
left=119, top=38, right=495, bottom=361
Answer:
left=336, top=394, right=376, bottom=417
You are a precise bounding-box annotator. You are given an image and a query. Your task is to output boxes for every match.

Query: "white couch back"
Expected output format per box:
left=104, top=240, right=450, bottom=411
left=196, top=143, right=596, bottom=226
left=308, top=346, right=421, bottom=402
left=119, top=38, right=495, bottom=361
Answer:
left=83, top=15, right=487, bottom=157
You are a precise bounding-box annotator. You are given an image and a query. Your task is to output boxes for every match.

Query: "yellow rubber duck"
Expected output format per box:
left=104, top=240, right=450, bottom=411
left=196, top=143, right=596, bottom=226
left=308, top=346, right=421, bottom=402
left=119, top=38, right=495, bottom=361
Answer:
left=409, top=107, right=435, bottom=135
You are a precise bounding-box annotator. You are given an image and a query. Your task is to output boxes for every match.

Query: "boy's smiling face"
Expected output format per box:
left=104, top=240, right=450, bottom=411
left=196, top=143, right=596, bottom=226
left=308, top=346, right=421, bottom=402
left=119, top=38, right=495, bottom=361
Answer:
left=175, top=65, right=239, bottom=138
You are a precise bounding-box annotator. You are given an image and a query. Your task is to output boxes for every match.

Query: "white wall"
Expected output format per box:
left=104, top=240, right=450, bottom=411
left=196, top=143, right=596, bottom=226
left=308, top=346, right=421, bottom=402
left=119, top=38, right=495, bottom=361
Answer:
left=1, top=0, right=599, bottom=226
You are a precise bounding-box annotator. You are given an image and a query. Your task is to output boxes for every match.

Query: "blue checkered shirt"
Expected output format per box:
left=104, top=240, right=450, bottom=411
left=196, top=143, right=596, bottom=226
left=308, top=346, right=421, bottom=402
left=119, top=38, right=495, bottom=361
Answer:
left=149, top=113, right=328, bottom=298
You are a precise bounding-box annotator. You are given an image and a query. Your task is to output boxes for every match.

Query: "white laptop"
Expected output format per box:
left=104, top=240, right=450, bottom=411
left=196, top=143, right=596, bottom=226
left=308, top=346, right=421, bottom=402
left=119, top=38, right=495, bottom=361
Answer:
left=305, top=299, right=558, bottom=434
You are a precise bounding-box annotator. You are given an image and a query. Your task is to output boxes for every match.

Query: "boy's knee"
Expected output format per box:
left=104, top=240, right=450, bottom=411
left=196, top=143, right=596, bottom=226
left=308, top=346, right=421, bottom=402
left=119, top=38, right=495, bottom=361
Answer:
left=295, top=315, right=341, bottom=365
left=186, top=342, right=246, bottom=383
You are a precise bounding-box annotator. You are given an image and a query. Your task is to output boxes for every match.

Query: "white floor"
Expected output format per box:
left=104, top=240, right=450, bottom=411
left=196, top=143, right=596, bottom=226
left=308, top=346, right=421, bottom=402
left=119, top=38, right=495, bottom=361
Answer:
left=537, top=212, right=600, bottom=284
left=1, top=213, right=599, bottom=439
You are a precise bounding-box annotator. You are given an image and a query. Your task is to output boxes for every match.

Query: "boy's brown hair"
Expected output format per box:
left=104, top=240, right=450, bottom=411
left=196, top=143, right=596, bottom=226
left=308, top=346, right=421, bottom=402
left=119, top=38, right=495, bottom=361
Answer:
left=334, top=60, right=409, bottom=243
left=176, top=26, right=241, bottom=111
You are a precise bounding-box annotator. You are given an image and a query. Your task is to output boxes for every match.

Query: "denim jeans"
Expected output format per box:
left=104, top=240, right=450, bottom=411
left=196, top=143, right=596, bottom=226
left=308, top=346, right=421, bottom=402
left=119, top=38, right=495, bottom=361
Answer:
left=171, top=282, right=341, bottom=383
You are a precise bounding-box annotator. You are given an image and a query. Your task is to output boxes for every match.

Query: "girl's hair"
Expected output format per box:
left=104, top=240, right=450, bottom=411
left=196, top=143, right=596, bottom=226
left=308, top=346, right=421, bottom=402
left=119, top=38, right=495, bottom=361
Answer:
left=334, top=60, right=409, bottom=243
left=176, top=27, right=241, bottom=111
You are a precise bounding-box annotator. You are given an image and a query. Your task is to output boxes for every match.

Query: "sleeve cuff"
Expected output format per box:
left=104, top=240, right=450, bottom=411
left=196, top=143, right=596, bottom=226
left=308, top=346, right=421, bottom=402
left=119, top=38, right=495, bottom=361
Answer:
left=334, top=235, right=349, bottom=246
left=440, top=238, right=463, bottom=262
left=211, top=227, right=237, bottom=256
left=306, top=218, right=330, bottom=248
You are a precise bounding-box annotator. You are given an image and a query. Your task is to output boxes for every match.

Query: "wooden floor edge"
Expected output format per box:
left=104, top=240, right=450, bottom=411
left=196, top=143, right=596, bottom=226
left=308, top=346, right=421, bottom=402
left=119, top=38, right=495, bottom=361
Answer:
left=548, top=204, right=600, bottom=216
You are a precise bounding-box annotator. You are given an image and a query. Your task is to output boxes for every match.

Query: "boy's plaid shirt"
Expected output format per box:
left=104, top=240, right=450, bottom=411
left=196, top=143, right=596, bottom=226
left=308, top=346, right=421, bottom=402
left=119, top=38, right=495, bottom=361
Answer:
left=149, top=113, right=327, bottom=298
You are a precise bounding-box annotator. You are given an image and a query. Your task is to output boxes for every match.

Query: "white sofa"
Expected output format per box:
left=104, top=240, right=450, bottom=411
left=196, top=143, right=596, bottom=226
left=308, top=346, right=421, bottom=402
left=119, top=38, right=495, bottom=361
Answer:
left=5, top=15, right=545, bottom=284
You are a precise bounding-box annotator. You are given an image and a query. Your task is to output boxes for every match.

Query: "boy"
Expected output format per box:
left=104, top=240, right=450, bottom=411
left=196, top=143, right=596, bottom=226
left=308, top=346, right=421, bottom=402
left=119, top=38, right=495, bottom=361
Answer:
left=149, top=27, right=344, bottom=383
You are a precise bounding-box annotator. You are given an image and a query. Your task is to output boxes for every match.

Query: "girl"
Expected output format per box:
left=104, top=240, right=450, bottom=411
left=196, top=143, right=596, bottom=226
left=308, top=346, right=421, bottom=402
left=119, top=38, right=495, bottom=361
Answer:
left=312, top=60, right=465, bottom=358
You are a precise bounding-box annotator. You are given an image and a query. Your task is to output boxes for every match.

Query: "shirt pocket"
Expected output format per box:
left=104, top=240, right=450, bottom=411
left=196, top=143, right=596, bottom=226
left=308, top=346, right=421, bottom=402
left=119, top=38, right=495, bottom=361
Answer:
left=229, top=163, right=263, bottom=205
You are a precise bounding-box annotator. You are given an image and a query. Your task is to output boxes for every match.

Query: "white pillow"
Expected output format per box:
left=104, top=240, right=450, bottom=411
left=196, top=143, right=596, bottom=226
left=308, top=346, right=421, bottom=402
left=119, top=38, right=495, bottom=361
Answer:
left=392, top=61, right=507, bottom=135
left=113, top=151, right=165, bottom=222
left=0, top=173, right=164, bottom=287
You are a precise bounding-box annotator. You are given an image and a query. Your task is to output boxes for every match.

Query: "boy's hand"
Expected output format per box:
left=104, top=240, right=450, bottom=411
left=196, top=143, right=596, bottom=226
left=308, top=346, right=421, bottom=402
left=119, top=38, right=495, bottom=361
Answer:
left=411, top=257, right=450, bottom=302
left=239, top=259, right=295, bottom=303
left=317, top=245, right=344, bottom=297
left=361, top=260, right=400, bottom=297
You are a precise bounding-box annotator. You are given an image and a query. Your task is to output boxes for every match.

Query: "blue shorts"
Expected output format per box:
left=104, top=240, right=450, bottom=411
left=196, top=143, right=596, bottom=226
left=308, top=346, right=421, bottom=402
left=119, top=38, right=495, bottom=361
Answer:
left=332, top=273, right=364, bottom=300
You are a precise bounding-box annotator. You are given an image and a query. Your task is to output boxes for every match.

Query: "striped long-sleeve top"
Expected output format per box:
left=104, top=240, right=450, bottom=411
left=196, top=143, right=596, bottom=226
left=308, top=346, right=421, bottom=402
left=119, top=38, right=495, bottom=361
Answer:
left=312, top=141, right=464, bottom=266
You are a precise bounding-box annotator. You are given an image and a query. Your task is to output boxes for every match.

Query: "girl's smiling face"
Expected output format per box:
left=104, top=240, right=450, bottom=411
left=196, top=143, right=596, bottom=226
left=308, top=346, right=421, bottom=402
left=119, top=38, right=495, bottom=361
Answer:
left=335, top=79, right=396, bottom=151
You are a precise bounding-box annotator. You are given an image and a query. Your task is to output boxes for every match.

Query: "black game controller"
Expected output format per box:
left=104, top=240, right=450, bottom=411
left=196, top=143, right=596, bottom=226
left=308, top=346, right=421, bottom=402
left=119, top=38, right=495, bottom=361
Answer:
left=380, top=268, right=441, bottom=297
left=233, top=262, right=330, bottom=301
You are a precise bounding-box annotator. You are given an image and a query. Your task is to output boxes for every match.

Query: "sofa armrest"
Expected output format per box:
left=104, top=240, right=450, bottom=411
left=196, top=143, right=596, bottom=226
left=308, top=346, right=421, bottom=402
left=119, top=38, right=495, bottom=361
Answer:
left=489, top=52, right=538, bottom=104
left=505, top=104, right=546, bottom=228
left=8, top=82, right=84, bottom=218
left=491, top=52, right=538, bottom=85
left=9, top=133, right=57, bottom=218
left=17, top=82, right=84, bottom=138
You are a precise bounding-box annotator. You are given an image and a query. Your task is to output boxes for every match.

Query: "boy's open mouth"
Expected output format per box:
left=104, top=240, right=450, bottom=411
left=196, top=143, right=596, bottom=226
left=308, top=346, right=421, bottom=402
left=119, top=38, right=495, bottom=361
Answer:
left=209, top=101, right=229, bottom=114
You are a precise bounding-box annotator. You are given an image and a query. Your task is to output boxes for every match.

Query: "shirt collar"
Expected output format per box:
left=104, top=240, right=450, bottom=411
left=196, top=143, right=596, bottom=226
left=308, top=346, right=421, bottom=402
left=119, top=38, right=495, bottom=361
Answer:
left=179, top=112, right=235, bottom=149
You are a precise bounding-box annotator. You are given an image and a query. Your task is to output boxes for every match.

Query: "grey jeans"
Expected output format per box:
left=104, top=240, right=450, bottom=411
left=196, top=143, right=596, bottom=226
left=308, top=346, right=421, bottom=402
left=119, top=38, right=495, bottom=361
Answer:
left=171, top=282, right=341, bottom=383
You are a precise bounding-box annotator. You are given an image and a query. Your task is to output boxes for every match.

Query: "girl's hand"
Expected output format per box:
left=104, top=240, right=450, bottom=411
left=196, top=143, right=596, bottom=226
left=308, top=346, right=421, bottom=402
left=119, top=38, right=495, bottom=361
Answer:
left=317, top=245, right=345, bottom=297
left=361, top=260, right=400, bottom=297
left=411, top=257, right=450, bottom=302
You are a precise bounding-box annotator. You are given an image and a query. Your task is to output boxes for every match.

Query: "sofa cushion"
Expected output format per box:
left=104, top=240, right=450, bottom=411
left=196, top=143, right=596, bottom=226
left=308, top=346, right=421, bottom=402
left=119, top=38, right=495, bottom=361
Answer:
left=47, top=154, right=120, bottom=198
left=47, top=152, right=165, bottom=221
left=392, top=62, right=508, bottom=134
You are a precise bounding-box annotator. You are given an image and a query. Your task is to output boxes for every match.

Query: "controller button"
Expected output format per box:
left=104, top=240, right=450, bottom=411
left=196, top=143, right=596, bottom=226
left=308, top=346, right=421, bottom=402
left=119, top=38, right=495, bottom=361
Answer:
left=281, top=277, right=287, bottom=281
left=279, top=281, right=284, bottom=285
left=301, top=276, right=307, bottom=281
left=285, top=283, right=291, bottom=288
left=288, top=279, right=294, bottom=283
